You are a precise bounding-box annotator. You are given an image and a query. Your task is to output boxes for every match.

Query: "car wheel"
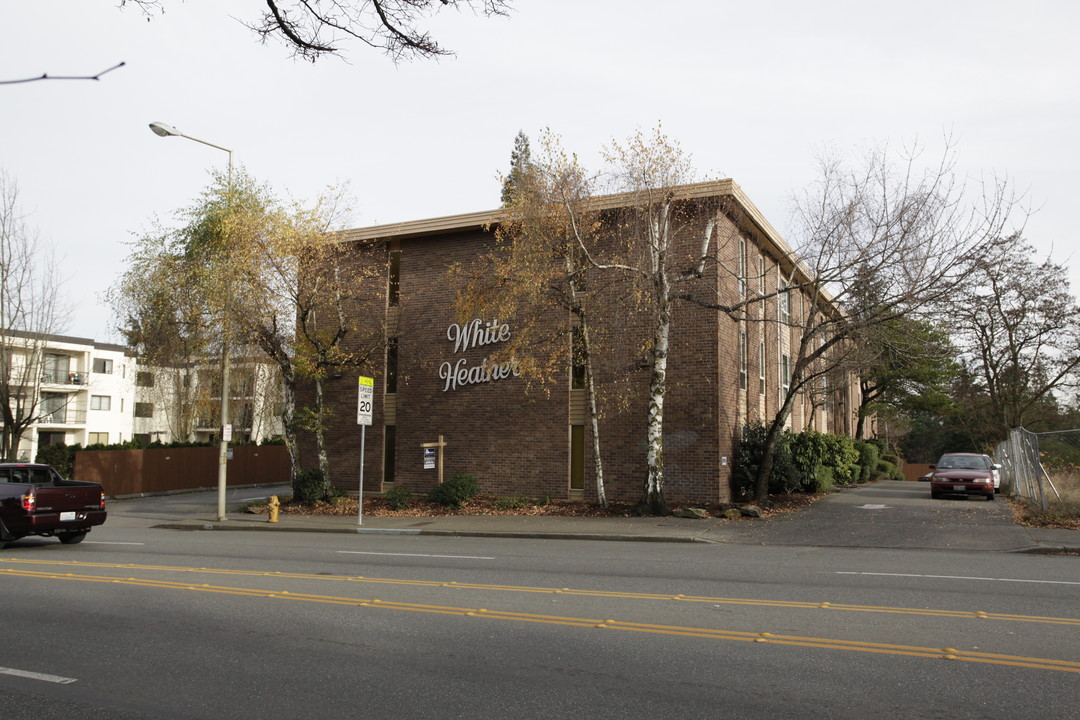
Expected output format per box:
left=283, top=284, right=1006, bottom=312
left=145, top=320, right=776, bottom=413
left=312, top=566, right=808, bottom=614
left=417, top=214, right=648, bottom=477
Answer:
left=986, top=494, right=995, bottom=501
left=58, top=531, right=87, bottom=545
left=931, top=491, right=941, bottom=499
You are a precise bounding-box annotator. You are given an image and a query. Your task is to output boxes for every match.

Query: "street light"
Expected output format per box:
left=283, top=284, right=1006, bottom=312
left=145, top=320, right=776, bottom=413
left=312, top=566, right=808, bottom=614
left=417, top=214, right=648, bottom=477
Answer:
left=149, top=121, right=234, bottom=522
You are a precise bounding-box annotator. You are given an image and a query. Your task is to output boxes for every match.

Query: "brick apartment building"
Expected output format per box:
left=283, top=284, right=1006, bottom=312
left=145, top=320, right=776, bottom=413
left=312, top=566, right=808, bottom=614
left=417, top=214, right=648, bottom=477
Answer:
left=303, top=180, right=859, bottom=506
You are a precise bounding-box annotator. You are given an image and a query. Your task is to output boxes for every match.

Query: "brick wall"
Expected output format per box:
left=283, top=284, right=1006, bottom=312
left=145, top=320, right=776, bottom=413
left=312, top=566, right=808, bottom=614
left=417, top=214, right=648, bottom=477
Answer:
left=299, top=192, right=855, bottom=507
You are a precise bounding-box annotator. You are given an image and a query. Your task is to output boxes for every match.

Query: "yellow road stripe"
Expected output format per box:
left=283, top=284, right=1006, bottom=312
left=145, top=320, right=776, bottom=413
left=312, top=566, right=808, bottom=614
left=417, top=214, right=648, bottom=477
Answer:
left=5, top=567, right=1079, bottom=675
left=2, top=557, right=1078, bottom=628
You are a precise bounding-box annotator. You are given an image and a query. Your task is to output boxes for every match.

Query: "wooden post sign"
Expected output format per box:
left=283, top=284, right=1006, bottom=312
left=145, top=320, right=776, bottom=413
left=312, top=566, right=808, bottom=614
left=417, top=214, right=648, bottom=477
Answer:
left=421, top=435, right=447, bottom=485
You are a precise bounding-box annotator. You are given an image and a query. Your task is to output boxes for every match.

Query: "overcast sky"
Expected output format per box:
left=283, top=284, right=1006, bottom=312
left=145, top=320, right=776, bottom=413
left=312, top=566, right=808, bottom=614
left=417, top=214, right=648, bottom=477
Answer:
left=2, top=1, right=1077, bottom=342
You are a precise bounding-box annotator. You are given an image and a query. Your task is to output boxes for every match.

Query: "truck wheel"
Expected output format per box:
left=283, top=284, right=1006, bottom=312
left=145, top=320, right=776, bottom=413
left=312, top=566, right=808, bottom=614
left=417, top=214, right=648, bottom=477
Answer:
left=58, top=531, right=87, bottom=545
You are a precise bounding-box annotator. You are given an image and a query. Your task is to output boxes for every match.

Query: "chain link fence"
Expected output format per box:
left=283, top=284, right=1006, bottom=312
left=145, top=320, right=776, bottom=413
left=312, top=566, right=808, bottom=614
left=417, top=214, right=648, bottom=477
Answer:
left=993, top=428, right=1080, bottom=510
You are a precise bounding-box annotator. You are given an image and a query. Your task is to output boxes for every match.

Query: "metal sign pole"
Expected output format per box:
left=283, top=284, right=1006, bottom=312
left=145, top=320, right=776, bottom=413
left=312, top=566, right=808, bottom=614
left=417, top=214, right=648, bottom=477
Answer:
left=356, top=376, right=374, bottom=526
left=358, top=424, right=366, bottom=526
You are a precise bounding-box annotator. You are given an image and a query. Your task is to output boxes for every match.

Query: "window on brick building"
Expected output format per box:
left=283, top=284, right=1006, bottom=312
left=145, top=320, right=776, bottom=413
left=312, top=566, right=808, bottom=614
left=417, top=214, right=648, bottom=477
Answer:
left=738, top=237, right=747, bottom=298
left=388, top=250, right=401, bottom=307
left=759, top=341, right=766, bottom=396
left=570, top=425, right=585, bottom=491
left=385, top=338, right=398, bottom=393
left=780, top=354, right=791, bottom=399
left=383, top=425, right=396, bottom=483
left=738, top=330, right=747, bottom=390
left=571, top=327, right=586, bottom=390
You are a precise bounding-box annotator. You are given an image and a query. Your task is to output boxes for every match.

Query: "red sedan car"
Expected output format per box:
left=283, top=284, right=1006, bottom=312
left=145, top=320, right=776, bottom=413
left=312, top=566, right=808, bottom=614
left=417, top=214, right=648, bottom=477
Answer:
left=929, top=453, right=996, bottom=501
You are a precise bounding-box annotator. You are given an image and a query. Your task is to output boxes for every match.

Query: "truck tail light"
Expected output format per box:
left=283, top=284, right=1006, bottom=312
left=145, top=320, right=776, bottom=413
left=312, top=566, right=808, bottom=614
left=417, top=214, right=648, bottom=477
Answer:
left=21, top=490, right=35, bottom=512
left=99, top=491, right=106, bottom=510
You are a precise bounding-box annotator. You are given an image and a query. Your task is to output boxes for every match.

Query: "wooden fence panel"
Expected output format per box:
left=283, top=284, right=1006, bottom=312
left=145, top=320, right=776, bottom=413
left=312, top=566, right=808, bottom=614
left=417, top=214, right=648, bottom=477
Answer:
left=902, top=463, right=933, bottom=483
left=74, top=446, right=290, bottom=497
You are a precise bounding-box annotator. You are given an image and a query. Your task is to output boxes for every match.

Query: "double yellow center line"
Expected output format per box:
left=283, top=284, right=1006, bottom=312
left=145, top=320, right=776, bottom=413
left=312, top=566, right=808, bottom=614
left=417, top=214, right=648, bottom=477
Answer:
left=3, top=559, right=1078, bottom=674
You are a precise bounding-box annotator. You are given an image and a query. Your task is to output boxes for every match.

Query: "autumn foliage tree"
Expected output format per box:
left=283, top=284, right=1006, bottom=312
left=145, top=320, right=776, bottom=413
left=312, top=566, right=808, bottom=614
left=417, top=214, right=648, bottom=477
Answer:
left=465, top=127, right=739, bottom=514
left=458, top=131, right=612, bottom=505
left=113, top=170, right=387, bottom=497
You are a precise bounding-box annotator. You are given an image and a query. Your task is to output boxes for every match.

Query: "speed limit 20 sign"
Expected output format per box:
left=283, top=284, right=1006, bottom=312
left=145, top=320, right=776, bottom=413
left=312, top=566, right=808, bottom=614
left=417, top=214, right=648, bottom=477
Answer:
left=357, top=376, right=374, bottom=426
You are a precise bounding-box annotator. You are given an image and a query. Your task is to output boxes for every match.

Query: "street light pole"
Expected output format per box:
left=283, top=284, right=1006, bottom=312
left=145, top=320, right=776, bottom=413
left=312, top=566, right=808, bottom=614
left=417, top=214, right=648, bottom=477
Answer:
left=149, top=121, right=234, bottom=522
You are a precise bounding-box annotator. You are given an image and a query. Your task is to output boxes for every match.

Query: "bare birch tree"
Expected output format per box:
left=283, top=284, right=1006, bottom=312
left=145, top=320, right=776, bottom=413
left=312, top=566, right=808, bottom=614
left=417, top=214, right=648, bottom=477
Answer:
left=744, top=142, right=1019, bottom=500
left=949, top=233, right=1080, bottom=438
left=0, top=170, right=70, bottom=460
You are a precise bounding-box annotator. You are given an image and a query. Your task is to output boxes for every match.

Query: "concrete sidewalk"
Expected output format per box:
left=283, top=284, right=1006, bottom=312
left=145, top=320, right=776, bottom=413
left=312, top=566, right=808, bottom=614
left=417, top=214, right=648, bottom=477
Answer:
left=105, top=481, right=1080, bottom=554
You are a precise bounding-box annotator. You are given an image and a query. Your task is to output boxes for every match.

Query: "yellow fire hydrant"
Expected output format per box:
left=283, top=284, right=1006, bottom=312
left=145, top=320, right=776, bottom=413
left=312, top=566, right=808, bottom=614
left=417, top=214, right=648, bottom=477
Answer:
left=267, top=495, right=280, bottom=524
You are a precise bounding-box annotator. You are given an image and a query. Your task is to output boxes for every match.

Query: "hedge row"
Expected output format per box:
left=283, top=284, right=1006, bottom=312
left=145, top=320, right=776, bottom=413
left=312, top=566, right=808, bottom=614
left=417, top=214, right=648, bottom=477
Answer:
left=733, top=423, right=900, bottom=499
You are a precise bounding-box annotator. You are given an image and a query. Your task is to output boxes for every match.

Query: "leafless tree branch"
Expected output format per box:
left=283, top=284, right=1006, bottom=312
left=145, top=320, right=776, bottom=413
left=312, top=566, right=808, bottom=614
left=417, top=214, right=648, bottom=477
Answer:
left=0, top=62, right=126, bottom=86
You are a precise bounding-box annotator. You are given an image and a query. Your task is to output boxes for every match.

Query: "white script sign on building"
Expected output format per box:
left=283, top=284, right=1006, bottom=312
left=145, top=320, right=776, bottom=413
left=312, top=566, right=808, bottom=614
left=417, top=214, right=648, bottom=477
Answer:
left=439, top=318, right=521, bottom=392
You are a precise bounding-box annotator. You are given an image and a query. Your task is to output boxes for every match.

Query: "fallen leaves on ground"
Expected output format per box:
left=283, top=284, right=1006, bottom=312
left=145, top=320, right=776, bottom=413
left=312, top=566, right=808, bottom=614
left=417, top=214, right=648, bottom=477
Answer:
left=1009, top=498, right=1080, bottom=531
left=256, top=491, right=826, bottom=520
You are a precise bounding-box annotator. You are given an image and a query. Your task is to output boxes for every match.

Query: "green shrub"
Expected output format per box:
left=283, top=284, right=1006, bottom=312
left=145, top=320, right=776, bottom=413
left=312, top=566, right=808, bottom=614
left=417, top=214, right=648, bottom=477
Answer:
left=810, top=465, right=835, bottom=493
left=846, top=463, right=863, bottom=484
left=384, top=485, right=413, bottom=510
left=821, top=434, right=859, bottom=485
left=855, top=441, right=880, bottom=483
left=36, top=443, right=77, bottom=477
left=875, top=459, right=896, bottom=481
left=733, top=423, right=768, bottom=499
left=496, top=493, right=530, bottom=510
left=789, top=430, right=828, bottom=491
left=294, top=468, right=329, bottom=504
left=769, top=433, right=801, bottom=494
left=537, top=493, right=553, bottom=506
left=428, top=472, right=479, bottom=508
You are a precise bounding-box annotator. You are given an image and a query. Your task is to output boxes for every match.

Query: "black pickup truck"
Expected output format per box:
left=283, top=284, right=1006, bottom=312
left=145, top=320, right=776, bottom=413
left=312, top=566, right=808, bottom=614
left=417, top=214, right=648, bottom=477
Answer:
left=0, top=463, right=107, bottom=549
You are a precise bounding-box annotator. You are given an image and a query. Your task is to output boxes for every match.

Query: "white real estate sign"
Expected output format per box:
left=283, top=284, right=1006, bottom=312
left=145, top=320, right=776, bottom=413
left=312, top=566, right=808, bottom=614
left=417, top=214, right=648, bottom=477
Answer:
left=357, top=376, right=374, bottom=426
left=356, top=376, right=374, bottom=525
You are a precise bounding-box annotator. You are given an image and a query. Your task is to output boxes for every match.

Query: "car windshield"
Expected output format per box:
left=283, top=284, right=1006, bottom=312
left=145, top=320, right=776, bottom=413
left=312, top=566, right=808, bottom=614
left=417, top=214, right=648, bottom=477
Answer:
left=937, top=456, right=986, bottom=470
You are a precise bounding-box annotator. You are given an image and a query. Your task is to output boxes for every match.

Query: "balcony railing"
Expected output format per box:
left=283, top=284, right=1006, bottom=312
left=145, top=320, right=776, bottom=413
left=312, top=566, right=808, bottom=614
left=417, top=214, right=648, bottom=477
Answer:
left=38, top=408, right=88, bottom=425
left=196, top=407, right=255, bottom=430
left=40, top=371, right=88, bottom=386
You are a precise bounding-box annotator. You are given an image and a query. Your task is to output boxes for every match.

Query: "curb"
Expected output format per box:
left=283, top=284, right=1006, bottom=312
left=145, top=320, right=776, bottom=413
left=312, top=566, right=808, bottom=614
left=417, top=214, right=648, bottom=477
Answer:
left=150, top=522, right=706, bottom=543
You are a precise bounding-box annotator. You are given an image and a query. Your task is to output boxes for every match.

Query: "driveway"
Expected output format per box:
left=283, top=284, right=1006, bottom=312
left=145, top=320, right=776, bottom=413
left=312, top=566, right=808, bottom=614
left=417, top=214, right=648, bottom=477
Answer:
left=705, top=480, right=1043, bottom=551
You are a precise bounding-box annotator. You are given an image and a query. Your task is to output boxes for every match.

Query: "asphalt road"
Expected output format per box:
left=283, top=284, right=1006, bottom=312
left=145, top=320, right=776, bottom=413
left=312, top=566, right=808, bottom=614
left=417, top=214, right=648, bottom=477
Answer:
left=1, top=484, right=1078, bottom=719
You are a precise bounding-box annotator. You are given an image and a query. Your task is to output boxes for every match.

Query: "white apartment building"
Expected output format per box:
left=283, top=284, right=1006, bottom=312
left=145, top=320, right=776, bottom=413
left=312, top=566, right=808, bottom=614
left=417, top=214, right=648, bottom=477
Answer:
left=132, top=354, right=284, bottom=445
left=4, top=332, right=283, bottom=460
left=5, top=333, right=136, bottom=461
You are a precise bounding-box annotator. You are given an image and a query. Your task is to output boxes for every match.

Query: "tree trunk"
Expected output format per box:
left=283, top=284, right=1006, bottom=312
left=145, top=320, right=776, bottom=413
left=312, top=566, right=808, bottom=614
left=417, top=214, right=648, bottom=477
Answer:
left=641, top=296, right=671, bottom=515
left=854, top=405, right=868, bottom=440
left=578, top=314, right=607, bottom=507
left=314, top=375, right=331, bottom=499
left=753, top=394, right=796, bottom=501
left=278, top=366, right=301, bottom=492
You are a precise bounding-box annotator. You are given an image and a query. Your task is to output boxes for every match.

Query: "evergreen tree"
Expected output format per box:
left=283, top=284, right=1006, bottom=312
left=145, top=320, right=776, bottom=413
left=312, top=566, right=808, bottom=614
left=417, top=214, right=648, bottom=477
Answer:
left=500, top=130, right=531, bottom=206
